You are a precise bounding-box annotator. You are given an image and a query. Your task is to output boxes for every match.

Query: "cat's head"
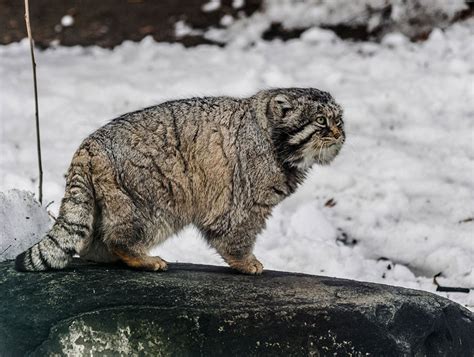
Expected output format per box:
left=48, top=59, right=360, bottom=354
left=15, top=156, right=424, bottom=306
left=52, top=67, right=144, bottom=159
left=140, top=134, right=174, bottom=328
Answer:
left=267, top=88, right=345, bottom=169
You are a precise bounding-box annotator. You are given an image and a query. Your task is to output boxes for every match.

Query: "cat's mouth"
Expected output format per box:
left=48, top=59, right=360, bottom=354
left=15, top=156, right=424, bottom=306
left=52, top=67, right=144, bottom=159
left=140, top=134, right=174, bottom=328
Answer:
left=313, top=139, right=345, bottom=165
left=293, top=141, right=342, bottom=170
left=284, top=131, right=345, bottom=170
left=316, top=143, right=342, bottom=164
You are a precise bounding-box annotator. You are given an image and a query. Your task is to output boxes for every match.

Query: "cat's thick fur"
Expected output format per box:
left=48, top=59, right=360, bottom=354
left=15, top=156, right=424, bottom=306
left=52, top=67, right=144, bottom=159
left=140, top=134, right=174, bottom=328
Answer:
left=15, top=88, right=345, bottom=274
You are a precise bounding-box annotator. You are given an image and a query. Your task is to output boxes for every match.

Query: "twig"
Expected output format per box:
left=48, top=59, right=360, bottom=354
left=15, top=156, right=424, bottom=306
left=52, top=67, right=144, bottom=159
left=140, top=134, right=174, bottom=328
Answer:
left=45, top=200, right=54, bottom=209
left=47, top=210, right=57, bottom=222
left=324, top=198, right=337, bottom=207
left=433, top=272, right=470, bottom=293
left=24, top=0, right=43, bottom=204
left=0, top=245, right=12, bottom=256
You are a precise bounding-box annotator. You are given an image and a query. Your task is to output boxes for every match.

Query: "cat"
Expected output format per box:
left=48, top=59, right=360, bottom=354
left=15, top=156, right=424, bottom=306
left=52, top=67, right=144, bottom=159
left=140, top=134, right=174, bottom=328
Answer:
left=15, top=88, right=345, bottom=274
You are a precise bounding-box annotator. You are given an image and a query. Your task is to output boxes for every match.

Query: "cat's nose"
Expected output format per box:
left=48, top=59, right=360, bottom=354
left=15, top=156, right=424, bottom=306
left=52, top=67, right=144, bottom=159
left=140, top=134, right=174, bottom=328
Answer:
left=331, top=126, right=341, bottom=139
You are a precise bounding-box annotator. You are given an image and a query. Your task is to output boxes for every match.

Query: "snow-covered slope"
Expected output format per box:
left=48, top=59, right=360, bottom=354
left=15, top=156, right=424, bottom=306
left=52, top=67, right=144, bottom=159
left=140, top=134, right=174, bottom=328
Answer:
left=0, top=20, right=472, bottom=309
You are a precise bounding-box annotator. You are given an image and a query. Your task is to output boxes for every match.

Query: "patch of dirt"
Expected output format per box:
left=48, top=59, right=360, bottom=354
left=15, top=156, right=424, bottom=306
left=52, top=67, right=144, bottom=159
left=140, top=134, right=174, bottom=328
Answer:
left=0, top=0, right=262, bottom=48
left=1, top=0, right=472, bottom=48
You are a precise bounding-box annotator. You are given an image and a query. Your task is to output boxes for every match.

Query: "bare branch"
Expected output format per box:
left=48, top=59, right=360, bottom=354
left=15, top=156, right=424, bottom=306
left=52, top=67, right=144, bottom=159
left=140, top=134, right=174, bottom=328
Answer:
left=433, top=272, right=470, bottom=293
left=0, top=245, right=12, bottom=256
left=24, top=0, right=43, bottom=204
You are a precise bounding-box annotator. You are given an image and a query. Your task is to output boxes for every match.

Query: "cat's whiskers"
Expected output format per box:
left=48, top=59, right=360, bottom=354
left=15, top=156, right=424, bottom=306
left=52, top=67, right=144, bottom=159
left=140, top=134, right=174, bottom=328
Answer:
left=317, top=141, right=324, bottom=163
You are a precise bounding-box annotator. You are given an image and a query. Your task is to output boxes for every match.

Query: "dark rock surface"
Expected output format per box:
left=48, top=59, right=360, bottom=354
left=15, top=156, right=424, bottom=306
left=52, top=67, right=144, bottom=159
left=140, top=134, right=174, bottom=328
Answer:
left=0, top=259, right=473, bottom=356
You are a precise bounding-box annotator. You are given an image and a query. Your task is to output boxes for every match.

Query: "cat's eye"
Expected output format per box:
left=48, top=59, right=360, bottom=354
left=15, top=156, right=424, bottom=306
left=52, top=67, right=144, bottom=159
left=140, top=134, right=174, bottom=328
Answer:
left=315, top=117, right=326, bottom=126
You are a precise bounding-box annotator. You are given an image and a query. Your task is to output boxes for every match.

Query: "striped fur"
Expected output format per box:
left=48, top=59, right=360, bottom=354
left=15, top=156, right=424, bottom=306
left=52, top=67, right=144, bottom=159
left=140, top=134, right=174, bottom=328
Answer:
left=15, top=88, right=345, bottom=274
left=15, top=146, right=96, bottom=271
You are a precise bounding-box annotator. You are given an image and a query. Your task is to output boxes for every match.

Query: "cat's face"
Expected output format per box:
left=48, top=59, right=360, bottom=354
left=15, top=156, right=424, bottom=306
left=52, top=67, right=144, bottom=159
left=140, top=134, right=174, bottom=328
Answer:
left=270, top=89, right=345, bottom=169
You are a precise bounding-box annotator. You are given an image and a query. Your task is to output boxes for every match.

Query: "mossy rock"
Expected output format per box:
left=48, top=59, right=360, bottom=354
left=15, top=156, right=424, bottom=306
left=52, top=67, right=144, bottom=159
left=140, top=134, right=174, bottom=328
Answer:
left=0, top=259, right=472, bottom=356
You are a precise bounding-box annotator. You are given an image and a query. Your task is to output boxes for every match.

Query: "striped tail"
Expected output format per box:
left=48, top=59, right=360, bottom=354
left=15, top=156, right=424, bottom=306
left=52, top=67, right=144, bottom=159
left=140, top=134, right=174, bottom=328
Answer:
left=15, top=150, right=95, bottom=272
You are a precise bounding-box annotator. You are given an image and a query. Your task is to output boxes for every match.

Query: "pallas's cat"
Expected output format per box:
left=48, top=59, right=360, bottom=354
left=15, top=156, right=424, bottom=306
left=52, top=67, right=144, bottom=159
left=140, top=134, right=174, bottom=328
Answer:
left=16, top=88, right=345, bottom=274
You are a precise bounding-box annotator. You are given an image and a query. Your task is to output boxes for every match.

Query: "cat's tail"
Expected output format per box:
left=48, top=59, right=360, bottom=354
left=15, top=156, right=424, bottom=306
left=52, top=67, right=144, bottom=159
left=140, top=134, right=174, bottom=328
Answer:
left=15, top=147, right=96, bottom=272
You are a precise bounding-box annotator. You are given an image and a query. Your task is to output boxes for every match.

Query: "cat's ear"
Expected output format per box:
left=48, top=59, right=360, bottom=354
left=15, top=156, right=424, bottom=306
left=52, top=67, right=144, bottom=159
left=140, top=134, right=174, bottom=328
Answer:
left=272, top=94, right=292, bottom=118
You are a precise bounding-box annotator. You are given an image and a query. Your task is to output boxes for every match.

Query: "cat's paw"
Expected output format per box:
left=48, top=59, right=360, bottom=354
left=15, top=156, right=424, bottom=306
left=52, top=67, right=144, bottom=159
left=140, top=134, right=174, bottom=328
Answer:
left=149, top=256, right=168, bottom=271
left=114, top=249, right=168, bottom=272
left=230, top=256, right=264, bottom=275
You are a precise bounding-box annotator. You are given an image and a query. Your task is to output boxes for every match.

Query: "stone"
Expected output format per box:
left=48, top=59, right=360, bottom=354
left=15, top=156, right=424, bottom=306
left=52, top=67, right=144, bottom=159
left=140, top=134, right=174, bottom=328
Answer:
left=0, top=259, right=472, bottom=356
left=0, top=189, right=51, bottom=262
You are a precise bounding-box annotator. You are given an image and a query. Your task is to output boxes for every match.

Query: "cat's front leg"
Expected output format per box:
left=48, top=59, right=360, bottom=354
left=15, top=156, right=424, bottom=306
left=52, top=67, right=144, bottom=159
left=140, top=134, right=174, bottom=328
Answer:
left=224, top=252, right=264, bottom=275
left=203, top=226, right=264, bottom=275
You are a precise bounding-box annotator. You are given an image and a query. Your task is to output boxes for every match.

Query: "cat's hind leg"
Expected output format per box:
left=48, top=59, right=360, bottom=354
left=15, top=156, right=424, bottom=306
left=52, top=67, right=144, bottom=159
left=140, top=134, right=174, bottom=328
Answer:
left=102, top=211, right=170, bottom=272
left=92, top=173, right=171, bottom=271
left=103, top=216, right=170, bottom=272
left=78, top=236, right=120, bottom=264
left=112, top=248, right=168, bottom=271
left=111, top=210, right=187, bottom=271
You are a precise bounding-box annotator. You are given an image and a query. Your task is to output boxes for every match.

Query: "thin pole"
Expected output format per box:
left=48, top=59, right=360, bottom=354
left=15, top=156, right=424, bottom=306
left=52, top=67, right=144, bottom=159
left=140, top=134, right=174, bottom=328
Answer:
left=24, top=0, right=43, bottom=204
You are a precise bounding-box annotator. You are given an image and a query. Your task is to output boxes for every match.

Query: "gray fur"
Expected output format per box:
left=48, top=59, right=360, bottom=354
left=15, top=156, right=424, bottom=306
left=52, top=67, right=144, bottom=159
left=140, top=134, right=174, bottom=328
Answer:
left=15, top=88, right=345, bottom=274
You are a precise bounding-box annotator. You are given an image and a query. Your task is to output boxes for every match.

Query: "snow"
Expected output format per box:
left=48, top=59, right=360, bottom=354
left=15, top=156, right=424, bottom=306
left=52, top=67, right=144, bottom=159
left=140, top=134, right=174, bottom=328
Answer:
left=232, top=0, right=245, bottom=9
left=206, top=0, right=468, bottom=43
left=60, top=15, right=74, bottom=27
left=220, top=15, right=235, bottom=27
left=0, top=190, right=51, bottom=261
left=259, top=0, right=466, bottom=29
left=0, top=17, right=473, bottom=309
left=174, top=20, right=203, bottom=38
left=202, top=0, right=221, bottom=13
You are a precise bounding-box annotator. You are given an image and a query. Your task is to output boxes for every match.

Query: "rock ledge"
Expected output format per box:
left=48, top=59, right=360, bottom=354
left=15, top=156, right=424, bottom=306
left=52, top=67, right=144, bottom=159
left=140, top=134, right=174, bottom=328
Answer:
left=0, top=259, right=472, bottom=356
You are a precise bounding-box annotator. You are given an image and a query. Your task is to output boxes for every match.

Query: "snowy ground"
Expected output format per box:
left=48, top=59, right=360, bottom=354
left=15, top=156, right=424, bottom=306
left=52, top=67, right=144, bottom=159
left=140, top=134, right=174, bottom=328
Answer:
left=206, top=0, right=467, bottom=42
left=1, top=19, right=473, bottom=309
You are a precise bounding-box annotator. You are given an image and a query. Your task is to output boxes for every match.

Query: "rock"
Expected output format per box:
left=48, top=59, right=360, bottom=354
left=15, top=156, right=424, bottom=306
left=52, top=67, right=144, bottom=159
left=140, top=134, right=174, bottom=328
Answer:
left=0, top=190, right=51, bottom=262
left=0, top=259, right=472, bottom=356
